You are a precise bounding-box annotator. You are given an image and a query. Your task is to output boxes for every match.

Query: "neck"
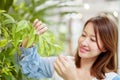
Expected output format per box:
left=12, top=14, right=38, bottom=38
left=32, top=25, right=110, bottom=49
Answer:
left=80, top=57, right=97, bottom=71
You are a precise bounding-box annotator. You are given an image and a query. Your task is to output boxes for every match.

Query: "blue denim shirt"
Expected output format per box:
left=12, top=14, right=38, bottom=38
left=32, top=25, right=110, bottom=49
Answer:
left=19, top=47, right=120, bottom=80
left=19, top=47, right=56, bottom=79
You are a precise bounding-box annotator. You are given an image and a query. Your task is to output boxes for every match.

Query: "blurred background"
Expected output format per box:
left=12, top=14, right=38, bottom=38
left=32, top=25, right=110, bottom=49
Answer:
left=0, top=0, right=120, bottom=80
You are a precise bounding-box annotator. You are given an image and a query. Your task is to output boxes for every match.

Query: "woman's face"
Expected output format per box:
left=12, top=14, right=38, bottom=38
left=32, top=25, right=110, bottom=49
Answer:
left=78, top=22, right=105, bottom=59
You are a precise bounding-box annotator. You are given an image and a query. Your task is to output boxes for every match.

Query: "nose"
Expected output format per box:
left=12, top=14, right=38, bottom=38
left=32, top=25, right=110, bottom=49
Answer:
left=81, top=38, right=89, bottom=46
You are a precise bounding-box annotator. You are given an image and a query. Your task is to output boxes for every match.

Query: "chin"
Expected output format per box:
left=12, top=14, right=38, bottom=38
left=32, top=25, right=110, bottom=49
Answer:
left=78, top=51, right=89, bottom=58
left=79, top=52, right=99, bottom=60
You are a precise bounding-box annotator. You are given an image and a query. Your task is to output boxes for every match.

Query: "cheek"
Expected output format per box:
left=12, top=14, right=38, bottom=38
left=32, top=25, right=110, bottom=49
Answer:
left=90, top=43, right=102, bottom=54
left=78, top=37, right=83, bottom=44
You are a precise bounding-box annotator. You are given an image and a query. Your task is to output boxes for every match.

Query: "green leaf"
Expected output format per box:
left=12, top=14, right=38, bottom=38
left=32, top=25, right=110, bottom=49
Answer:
left=4, top=0, right=13, bottom=11
left=26, top=29, right=35, bottom=48
left=38, top=36, right=43, bottom=54
left=1, top=27, right=9, bottom=38
left=17, top=69, right=22, bottom=80
left=0, top=39, right=7, bottom=48
left=0, top=0, right=13, bottom=11
left=9, top=48, right=16, bottom=55
left=2, top=13, right=15, bottom=22
left=16, top=20, right=29, bottom=32
left=3, top=19, right=16, bottom=25
left=0, top=0, right=5, bottom=10
left=0, top=10, right=6, bottom=13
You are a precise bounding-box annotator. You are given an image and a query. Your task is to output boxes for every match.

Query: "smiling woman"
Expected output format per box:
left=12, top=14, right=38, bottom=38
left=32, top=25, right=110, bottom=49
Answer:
left=75, top=16, right=118, bottom=79
left=19, top=16, right=120, bottom=80
left=78, top=22, right=104, bottom=58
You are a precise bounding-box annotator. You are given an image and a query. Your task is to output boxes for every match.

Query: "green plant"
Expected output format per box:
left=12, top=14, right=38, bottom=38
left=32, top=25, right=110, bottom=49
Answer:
left=0, top=12, right=62, bottom=80
left=0, top=0, right=66, bottom=79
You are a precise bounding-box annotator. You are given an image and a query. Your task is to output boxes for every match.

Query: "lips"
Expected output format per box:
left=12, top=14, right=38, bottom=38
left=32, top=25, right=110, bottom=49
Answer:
left=79, top=47, right=89, bottom=53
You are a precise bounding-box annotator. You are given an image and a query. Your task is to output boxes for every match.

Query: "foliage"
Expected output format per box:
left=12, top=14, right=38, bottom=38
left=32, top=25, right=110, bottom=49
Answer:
left=0, top=0, right=13, bottom=11
left=0, top=0, right=66, bottom=80
left=0, top=12, right=62, bottom=80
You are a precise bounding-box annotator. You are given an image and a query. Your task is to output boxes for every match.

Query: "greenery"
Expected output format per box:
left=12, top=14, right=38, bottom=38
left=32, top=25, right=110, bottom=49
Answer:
left=0, top=11, right=62, bottom=80
left=0, top=0, right=65, bottom=80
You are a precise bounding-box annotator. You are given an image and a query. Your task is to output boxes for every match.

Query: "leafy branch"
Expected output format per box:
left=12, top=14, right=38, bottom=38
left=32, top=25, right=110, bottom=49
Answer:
left=0, top=12, right=63, bottom=80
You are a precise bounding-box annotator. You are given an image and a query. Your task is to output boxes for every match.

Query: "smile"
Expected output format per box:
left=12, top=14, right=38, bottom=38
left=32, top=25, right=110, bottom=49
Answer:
left=79, top=47, right=89, bottom=53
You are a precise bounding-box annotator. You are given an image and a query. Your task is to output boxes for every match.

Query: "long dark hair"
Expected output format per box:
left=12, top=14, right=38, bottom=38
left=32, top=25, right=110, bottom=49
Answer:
left=75, top=16, right=118, bottom=79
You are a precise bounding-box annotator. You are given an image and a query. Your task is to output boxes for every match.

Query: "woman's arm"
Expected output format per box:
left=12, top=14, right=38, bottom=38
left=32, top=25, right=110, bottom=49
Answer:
left=19, top=19, right=56, bottom=78
left=19, top=46, right=56, bottom=78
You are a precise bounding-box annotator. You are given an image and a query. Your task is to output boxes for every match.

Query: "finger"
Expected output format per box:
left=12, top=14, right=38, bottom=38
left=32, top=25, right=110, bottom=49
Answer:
left=54, top=62, right=62, bottom=76
left=58, top=55, right=67, bottom=67
left=33, top=19, right=39, bottom=27
left=36, top=23, right=46, bottom=32
left=37, top=27, right=48, bottom=35
left=55, top=57, right=65, bottom=72
left=34, top=21, right=42, bottom=29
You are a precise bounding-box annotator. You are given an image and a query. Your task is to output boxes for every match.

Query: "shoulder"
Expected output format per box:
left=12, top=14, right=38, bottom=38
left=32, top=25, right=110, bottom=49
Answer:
left=112, top=73, right=120, bottom=80
left=105, top=72, right=120, bottom=80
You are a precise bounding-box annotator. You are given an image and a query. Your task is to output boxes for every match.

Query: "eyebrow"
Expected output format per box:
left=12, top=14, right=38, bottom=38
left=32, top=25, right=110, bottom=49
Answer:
left=83, top=30, right=95, bottom=37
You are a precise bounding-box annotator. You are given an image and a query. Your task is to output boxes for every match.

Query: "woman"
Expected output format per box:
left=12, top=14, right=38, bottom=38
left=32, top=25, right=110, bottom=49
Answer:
left=20, top=16, right=120, bottom=80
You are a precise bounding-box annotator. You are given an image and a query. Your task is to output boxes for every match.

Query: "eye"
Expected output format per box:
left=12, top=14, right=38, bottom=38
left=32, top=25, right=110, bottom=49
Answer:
left=91, top=38, right=96, bottom=42
left=81, top=33, right=86, bottom=37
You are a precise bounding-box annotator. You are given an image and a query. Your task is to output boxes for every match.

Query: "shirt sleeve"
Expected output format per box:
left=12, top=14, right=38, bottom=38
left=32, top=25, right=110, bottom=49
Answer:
left=19, top=46, right=56, bottom=79
left=113, top=75, right=120, bottom=80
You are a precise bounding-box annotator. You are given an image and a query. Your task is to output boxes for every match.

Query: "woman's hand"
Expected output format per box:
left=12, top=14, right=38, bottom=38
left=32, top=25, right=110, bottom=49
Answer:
left=22, top=19, right=48, bottom=47
left=54, top=55, right=79, bottom=80
left=33, top=19, right=48, bottom=35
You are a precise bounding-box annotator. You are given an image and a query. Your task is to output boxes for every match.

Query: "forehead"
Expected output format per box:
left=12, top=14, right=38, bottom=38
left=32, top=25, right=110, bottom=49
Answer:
left=84, top=22, right=95, bottom=35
